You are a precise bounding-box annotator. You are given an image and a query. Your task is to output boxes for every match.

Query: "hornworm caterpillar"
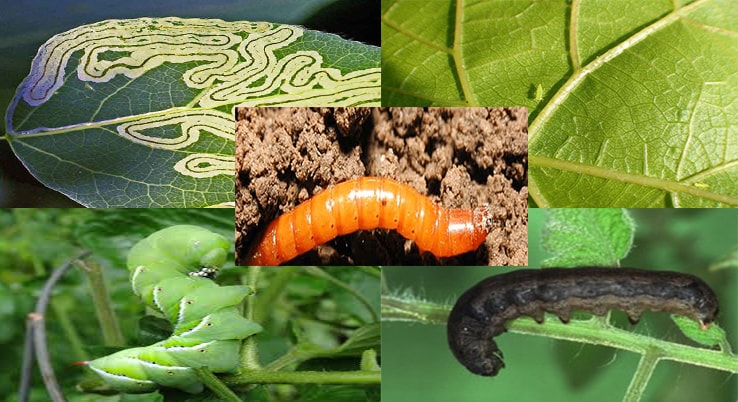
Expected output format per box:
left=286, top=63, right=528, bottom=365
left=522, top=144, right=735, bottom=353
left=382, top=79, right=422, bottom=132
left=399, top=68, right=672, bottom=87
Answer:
left=87, top=225, right=262, bottom=394
left=447, top=267, right=719, bottom=376
left=246, top=177, right=494, bottom=265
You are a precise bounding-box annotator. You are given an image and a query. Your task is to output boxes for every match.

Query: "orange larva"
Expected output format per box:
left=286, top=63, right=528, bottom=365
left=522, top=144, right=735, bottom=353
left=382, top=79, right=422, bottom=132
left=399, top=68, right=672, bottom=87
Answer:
left=246, top=177, right=493, bottom=265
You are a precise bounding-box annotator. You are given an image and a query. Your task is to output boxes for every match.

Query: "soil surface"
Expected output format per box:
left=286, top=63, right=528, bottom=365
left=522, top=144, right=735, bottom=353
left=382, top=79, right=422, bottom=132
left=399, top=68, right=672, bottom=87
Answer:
left=235, top=107, right=528, bottom=266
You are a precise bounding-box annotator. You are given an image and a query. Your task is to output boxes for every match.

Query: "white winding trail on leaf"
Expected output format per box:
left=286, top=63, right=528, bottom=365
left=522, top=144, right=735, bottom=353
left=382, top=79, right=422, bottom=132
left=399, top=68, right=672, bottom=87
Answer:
left=8, top=17, right=380, bottom=181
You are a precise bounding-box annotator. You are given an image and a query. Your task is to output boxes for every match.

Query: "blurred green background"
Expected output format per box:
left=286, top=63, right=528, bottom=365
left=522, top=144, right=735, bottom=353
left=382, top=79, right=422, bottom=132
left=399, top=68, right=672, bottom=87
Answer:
left=0, top=208, right=235, bottom=400
left=0, top=208, right=380, bottom=401
left=0, top=0, right=378, bottom=207
left=382, top=209, right=738, bottom=402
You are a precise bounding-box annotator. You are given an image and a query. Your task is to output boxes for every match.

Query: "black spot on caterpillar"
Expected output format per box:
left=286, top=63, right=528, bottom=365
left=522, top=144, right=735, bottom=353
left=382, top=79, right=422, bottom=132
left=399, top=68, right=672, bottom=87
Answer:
left=446, top=267, right=719, bottom=376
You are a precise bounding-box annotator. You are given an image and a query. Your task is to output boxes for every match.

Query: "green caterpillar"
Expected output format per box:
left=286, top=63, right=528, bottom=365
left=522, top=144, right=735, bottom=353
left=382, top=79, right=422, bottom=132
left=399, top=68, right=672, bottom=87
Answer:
left=87, top=225, right=262, bottom=394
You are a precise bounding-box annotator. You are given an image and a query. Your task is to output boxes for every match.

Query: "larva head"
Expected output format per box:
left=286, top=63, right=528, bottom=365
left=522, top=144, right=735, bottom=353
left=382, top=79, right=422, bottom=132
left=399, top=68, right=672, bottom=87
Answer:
left=689, top=279, right=719, bottom=326
left=447, top=293, right=505, bottom=376
left=447, top=318, right=505, bottom=376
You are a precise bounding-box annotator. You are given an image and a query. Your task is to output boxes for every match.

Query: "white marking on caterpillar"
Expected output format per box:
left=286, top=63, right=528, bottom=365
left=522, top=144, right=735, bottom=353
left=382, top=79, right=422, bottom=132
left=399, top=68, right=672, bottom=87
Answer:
left=88, top=365, right=157, bottom=385
left=152, top=286, right=166, bottom=313
left=161, top=340, right=214, bottom=352
left=178, top=315, right=212, bottom=338
left=176, top=297, right=192, bottom=327
left=130, top=266, right=145, bottom=296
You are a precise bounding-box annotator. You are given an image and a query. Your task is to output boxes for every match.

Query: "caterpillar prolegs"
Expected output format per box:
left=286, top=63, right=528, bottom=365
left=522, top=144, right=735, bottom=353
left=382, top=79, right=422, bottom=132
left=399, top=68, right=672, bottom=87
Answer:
left=87, top=225, right=262, bottom=394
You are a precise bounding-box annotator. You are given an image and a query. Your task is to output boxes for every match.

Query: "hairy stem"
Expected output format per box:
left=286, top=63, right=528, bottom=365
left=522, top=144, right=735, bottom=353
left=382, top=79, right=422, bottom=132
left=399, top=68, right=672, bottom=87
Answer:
left=623, top=351, right=660, bottom=402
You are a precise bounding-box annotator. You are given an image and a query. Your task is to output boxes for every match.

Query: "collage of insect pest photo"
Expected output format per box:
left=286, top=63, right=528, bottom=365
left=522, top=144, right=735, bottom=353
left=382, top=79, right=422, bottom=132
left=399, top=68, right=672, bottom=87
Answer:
left=0, top=1, right=736, bottom=402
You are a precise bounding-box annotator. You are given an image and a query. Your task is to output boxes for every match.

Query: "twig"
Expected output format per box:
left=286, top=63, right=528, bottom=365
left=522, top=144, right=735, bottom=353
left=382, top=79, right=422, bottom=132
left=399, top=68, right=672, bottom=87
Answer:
left=21, top=251, right=92, bottom=402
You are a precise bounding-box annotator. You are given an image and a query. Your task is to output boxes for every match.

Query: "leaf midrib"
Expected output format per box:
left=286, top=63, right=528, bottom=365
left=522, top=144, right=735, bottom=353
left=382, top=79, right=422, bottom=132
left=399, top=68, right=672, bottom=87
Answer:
left=530, top=154, right=738, bottom=206
left=8, top=106, right=219, bottom=138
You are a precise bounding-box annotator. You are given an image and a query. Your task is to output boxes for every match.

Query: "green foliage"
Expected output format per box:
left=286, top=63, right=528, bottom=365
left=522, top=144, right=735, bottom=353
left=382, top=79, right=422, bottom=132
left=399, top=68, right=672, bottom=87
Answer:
left=382, top=0, right=738, bottom=207
left=542, top=208, right=635, bottom=266
left=0, top=209, right=93, bottom=397
left=671, top=315, right=724, bottom=348
left=5, top=17, right=380, bottom=208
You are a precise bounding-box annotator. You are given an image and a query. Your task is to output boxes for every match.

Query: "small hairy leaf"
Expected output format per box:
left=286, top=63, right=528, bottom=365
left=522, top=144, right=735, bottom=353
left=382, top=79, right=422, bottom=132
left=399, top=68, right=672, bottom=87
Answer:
left=542, top=208, right=635, bottom=266
left=671, top=315, right=725, bottom=347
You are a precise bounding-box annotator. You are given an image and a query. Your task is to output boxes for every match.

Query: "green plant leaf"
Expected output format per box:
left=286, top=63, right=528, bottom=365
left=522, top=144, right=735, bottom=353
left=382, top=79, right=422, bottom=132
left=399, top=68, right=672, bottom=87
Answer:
left=335, top=323, right=381, bottom=355
left=542, top=208, right=635, bottom=266
left=5, top=17, right=380, bottom=207
left=382, top=0, right=738, bottom=207
left=671, top=315, right=725, bottom=347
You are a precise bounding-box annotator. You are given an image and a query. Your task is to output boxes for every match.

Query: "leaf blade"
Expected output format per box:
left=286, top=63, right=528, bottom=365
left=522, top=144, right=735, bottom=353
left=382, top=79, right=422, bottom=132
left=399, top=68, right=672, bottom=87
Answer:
left=382, top=0, right=738, bottom=207
left=6, top=17, right=381, bottom=207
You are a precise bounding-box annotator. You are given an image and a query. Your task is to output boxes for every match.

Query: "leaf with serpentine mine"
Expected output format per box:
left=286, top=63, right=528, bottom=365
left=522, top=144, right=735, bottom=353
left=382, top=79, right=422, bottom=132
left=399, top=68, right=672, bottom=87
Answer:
left=5, top=17, right=380, bottom=207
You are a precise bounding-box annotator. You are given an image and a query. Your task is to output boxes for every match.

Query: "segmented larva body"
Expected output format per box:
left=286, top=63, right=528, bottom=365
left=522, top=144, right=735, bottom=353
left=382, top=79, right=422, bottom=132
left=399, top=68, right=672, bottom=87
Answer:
left=87, top=225, right=262, bottom=394
left=247, top=177, right=492, bottom=265
left=447, top=267, right=719, bottom=377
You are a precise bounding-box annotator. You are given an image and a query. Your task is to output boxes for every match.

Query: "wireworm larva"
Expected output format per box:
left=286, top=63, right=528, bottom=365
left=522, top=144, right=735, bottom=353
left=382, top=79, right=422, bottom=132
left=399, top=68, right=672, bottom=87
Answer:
left=246, top=177, right=493, bottom=265
left=447, top=267, right=719, bottom=376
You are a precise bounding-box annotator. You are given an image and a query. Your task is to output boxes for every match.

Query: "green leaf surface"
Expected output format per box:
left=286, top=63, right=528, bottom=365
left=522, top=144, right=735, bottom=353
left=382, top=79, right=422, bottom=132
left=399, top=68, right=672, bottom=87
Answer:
left=382, top=0, right=738, bottom=207
left=542, top=208, right=635, bottom=266
left=335, top=323, right=381, bottom=356
left=671, top=315, right=726, bottom=347
left=5, top=17, right=380, bottom=207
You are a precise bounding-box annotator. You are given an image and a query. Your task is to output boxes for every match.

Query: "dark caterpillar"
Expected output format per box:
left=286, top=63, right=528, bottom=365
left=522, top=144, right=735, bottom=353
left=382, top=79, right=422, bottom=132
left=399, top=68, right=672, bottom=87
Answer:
left=446, top=267, right=719, bottom=376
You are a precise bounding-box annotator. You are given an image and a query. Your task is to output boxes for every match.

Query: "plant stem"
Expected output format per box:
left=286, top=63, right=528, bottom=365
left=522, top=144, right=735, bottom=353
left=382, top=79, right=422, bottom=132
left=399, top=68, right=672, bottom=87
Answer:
left=623, top=351, right=660, bottom=402
left=75, top=259, right=124, bottom=346
left=194, top=368, right=243, bottom=402
left=240, top=266, right=261, bottom=370
left=382, top=295, right=738, bottom=374
left=382, top=295, right=450, bottom=325
left=222, top=370, right=380, bottom=387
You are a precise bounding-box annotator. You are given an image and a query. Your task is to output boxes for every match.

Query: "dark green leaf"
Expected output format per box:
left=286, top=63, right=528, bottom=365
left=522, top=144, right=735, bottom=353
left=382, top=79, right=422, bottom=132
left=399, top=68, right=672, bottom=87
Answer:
left=6, top=17, right=380, bottom=207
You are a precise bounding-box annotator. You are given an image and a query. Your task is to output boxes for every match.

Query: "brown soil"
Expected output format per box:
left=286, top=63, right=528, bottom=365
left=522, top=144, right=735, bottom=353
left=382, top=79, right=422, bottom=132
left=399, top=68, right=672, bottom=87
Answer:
left=235, top=107, right=528, bottom=266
